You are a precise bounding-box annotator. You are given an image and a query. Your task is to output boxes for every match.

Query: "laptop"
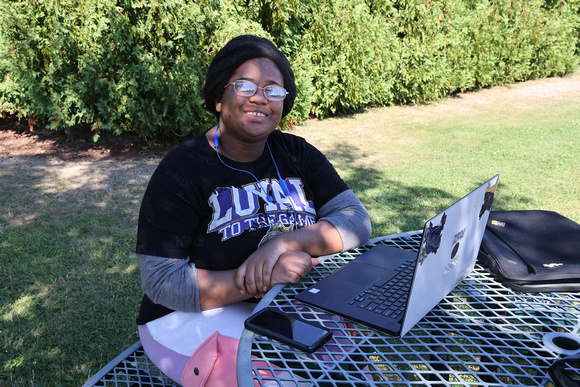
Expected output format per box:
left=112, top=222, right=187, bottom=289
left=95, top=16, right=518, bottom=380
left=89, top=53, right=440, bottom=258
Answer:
left=296, top=175, right=500, bottom=337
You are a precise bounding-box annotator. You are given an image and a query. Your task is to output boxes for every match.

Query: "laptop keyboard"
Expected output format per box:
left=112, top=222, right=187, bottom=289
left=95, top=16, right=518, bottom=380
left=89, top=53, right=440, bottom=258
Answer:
left=348, top=258, right=416, bottom=319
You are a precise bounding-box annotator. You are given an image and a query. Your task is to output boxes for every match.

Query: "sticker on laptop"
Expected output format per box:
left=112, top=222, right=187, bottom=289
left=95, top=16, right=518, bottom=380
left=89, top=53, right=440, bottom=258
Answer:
left=419, top=212, right=447, bottom=265
left=480, top=180, right=498, bottom=219
left=444, top=228, right=465, bottom=274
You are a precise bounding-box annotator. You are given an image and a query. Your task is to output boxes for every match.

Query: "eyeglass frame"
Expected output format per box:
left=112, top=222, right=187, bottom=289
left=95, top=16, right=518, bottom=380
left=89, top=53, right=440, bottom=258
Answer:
left=223, top=79, right=289, bottom=101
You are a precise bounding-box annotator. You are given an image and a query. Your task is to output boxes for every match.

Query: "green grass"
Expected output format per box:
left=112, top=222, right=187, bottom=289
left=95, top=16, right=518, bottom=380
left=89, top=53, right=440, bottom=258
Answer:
left=1, top=70, right=580, bottom=386
left=1, top=159, right=157, bottom=385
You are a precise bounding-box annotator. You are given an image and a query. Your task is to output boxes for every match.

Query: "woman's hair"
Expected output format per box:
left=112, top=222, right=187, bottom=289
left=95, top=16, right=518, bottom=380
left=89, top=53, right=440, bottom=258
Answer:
left=203, top=35, right=296, bottom=119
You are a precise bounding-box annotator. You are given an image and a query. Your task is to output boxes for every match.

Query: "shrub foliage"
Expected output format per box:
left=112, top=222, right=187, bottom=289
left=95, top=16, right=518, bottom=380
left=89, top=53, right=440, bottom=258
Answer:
left=0, top=0, right=578, bottom=139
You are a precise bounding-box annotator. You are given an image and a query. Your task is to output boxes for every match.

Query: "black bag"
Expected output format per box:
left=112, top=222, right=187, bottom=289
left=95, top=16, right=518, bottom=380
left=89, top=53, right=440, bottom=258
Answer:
left=549, top=354, right=580, bottom=387
left=477, top=210, right=580, bottom=293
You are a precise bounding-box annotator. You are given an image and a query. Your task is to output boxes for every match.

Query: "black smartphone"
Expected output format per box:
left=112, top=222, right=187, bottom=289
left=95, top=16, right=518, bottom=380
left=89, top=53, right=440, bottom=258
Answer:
left=244, top=307, right=333, bottom=353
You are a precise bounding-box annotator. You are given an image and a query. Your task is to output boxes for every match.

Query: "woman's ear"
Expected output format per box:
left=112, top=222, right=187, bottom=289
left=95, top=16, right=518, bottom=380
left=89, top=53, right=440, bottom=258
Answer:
left=215, top=99, right=222, bottom=113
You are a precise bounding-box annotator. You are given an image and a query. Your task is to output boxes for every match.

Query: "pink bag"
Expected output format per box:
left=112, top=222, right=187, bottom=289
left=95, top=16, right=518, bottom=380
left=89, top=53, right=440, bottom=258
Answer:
left=181, top=331, right=281, bottom=386
left=181, top=331, right=238, bottom=387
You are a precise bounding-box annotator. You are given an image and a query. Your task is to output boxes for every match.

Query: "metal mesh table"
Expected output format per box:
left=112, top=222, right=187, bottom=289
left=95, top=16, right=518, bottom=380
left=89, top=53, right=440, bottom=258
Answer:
left=83, top=341, right=179, bottom=387
left=237, top=232, right=580, bottom=386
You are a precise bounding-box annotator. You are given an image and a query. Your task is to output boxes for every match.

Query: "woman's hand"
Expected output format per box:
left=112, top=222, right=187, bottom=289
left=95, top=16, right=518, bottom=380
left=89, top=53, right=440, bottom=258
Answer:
left=234, top=220, right=342, bottom=295
left=270, top=251, right=319, bottom=286
left=234, top=238, right=287, bottom=295
left=235, top=248, right=318, bottom=295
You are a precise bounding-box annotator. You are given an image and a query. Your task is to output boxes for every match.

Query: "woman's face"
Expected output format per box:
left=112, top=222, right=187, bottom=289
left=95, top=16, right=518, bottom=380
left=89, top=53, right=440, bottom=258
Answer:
left=216, top=58, right=284, bottom=145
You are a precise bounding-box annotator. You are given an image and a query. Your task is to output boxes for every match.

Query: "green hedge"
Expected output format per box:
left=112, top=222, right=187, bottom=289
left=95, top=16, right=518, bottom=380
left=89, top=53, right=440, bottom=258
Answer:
left=1, top=0, right=578, bottom=139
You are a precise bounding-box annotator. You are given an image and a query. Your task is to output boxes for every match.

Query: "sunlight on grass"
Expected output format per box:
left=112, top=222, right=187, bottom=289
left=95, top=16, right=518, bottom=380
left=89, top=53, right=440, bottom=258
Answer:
left=106, top=263, right=139, bottom=276
left=3, top=295, right=35, bottom=321
left=4, top=355, right=27, bottom=372
left=2, top=288, right=50, bottom=322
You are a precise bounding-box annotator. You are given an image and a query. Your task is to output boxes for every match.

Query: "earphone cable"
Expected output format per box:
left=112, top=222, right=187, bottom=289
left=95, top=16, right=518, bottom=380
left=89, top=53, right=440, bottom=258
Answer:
left=214, top=125, right=298, bottom=228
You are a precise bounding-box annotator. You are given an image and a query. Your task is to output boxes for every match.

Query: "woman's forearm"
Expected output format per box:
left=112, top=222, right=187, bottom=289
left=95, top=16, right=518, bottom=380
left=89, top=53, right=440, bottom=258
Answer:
left=196, top=268, right=260, bottom=310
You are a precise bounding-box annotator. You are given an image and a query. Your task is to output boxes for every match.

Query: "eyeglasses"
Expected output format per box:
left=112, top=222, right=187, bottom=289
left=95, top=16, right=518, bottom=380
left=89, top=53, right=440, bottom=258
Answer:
left=224, top=79, right=288, bottom=101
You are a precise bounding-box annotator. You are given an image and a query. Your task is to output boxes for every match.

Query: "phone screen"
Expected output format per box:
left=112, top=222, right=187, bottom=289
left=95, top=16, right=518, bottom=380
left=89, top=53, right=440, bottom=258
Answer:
left=245, top=307, right=332, bottom=353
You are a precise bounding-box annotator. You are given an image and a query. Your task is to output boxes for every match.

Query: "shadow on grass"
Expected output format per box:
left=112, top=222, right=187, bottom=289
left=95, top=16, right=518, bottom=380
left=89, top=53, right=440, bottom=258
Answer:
left=0, top=155, right=156, bottom=385
left=322, top=142, right=532, bottom=237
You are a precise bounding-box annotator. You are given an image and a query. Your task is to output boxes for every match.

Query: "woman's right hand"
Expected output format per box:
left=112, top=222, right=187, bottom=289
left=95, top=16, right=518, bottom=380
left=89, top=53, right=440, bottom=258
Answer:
left=270, top=251, right=319, bottom=287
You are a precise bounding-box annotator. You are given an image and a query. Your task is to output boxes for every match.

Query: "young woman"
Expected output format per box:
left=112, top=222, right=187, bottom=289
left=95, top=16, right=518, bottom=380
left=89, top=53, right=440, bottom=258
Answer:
left=135, top=34, right=372, bottom=385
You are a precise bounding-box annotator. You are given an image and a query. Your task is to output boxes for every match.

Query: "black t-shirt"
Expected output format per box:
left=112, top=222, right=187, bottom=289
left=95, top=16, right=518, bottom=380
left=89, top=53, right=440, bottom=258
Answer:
left=136, top=129, right=348, bottom=323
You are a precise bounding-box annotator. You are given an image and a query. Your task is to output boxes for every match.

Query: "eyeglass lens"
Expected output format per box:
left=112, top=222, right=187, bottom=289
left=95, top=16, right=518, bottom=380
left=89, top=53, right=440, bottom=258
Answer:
left=229, top=80, right=288, bottom=101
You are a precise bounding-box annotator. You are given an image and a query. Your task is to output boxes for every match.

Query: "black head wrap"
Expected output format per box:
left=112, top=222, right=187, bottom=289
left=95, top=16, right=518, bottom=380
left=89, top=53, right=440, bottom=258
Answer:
left=203, top=35, right=296, bottom=119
